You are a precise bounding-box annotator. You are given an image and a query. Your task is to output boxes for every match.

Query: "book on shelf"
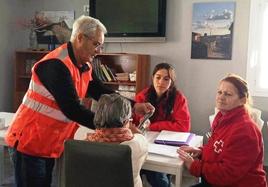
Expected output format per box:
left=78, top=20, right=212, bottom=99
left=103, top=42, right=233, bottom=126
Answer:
left=116, top=72, right=129, bottom=77
left=92, top=59, right=107, bottom=82
left=100, top=64, right=112, bottom=82
left=118, top=85, right=136, bottom=91
left=104, top=64, right=117, bottom=81
left=116, top=72, right=129, bottom=81
left=92, top=59, right=101, bottom=80
left=154, top=130, right=195, bottom=146
left=97, top=61, right=108, bottom=82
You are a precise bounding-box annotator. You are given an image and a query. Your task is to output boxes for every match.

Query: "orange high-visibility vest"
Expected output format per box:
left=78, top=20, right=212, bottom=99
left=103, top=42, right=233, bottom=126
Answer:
left=5, top=43, right=92, bottom=158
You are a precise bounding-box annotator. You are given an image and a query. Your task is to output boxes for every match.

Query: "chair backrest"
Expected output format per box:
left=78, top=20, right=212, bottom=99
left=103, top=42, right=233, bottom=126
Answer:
left=250, top=108, right=264, bottom=131
left=209, top=108, right=219, bottom=126
left=61, top=140, right=134, bottom=187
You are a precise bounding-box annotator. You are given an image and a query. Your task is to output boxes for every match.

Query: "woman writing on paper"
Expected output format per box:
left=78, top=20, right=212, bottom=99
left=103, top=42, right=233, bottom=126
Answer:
left=178, top=74, right=267, bottom=187
left=134, top=63, right=191, bottom=187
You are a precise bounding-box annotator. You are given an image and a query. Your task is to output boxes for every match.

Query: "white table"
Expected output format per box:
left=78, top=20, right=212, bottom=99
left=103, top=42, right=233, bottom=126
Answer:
left=0, top=112, right=14, bottom=145
left=0, top=128, right=7, bottom=185
left=144, top=131, right=202, bottom=187
left=0, top=120, right=203, bottom=187
left=0, top=112, right=15, bottom=185
left=74, top=126, right=203, bottom=187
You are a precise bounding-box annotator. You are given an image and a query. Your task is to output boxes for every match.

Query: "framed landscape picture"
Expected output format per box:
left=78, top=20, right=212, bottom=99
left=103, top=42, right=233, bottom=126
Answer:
left=191, top=2, right=236, bottom=60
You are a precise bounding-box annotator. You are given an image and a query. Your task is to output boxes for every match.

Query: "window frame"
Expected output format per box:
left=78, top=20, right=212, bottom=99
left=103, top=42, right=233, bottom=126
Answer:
left=247, top=0, right=268, bottom=97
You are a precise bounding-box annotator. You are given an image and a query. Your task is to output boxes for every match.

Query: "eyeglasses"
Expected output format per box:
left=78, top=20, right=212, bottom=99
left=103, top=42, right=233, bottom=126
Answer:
left=83, top=34, right=104, bottom=51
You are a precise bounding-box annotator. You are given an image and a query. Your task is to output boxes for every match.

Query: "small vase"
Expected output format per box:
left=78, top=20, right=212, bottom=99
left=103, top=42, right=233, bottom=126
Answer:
left=29, top=29, right=38, bottom=50
left=48, top=35, right=56, bottom=51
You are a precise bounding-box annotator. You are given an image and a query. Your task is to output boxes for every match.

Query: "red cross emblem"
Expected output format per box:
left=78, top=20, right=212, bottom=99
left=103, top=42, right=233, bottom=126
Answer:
left=213, top=140, right=224, bottom=154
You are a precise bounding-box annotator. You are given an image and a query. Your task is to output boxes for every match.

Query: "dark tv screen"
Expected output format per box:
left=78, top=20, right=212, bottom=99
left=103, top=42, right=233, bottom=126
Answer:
left=89, top=0, right=166, bottom=42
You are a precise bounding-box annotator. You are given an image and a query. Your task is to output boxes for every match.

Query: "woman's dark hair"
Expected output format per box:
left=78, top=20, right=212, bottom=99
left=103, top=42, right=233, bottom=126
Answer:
left=146, top=63, right=177, bottom=118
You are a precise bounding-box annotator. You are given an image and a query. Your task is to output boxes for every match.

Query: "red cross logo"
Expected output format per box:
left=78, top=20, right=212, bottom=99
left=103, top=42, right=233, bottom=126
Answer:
left=213, top=140, right=224, bottom=154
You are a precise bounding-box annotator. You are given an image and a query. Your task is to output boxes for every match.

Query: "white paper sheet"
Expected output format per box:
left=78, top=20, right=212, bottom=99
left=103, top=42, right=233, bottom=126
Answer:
left=148, top=143, right=179, bottom=158
left=155, top=130, right=192, bottom=142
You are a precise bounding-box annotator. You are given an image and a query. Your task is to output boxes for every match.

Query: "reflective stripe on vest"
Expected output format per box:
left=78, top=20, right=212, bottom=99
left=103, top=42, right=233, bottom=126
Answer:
left=28, top=80, right=55, bottom=101
left=23, top=71, right=71, bottom=123
left=58, top=49, right=68, bottom=60
left=5, top=44, right=88, bottom=158
left=22, top=97, right=72, bottom=123
left=22, top=96, right=71, bottom=123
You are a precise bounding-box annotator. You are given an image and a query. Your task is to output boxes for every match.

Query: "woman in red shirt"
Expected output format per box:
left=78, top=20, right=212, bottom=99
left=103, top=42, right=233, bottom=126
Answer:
left=178, top=74, right=267, bottom=187
left=134, top=63, right=191, bottom=132
left=135, top=63, right=191, bottom=187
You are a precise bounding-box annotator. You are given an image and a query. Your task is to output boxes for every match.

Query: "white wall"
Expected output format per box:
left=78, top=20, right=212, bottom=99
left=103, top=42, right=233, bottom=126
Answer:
left=0, top=0, right=28, bottom=111
left=0, top=0, right=88, bottom=111
left=1, top=0, right=268, bottom=162
left=105, top=0, right=268, bottom=133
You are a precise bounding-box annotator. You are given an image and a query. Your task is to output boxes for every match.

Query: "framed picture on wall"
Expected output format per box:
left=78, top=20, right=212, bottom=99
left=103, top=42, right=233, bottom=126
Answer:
left=33, top=11, right=75, bottom=44
left=191, top=2, right=236, bottom=60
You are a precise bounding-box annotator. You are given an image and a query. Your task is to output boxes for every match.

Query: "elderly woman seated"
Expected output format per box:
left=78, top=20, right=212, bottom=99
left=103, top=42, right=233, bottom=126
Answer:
left=86, top=93, right=148, bottom=187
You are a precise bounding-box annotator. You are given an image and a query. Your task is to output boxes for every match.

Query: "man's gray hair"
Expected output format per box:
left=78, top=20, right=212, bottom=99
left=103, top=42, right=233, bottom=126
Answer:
left=93, top=94, right=132, bottom=128
left=70, top=15, right=107, bottom=42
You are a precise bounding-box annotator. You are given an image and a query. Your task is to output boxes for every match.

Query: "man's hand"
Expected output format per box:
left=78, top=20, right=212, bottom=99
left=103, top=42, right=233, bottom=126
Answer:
left=133, top=102, right=155, bottom=115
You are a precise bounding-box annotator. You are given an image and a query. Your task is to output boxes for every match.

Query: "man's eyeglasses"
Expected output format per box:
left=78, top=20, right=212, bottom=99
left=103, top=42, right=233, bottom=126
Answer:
left=83, top=34, right=104, bottom=51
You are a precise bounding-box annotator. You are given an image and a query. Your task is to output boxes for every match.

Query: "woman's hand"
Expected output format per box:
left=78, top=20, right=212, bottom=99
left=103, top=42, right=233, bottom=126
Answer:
left=177, top=148, right=194, bottom=169
left=128, top=119, right=143, bottom=134
left=179, top=146, right=202, bottom=158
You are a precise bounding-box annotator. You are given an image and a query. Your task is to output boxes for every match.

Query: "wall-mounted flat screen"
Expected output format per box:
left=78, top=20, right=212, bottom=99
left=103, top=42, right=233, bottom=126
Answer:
left=89, top=0, right=166, bottom=42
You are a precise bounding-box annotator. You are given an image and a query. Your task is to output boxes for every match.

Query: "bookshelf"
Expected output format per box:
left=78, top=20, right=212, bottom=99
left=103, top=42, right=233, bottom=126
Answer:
left=94, top=53, right=150, bottom=99
left=14, top=51, right=150, bottom=111
left=14, top=50, right=49, bottom=111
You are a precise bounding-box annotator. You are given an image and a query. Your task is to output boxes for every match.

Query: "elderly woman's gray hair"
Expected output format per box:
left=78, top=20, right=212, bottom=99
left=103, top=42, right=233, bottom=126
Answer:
left=93, top=94, right=132, bottom=128
left=70, top=15, right=107, bottom=42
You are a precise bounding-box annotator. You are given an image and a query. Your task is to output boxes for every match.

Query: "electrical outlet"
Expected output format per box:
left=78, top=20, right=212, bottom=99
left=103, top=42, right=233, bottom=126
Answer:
left=83, top=5, right=89, bottom=13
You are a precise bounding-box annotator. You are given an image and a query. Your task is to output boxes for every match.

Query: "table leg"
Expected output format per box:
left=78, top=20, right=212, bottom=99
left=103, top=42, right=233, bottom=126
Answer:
left=0, top=146, right=5, bottom=185
left=175, top=166, right=182, bottom=187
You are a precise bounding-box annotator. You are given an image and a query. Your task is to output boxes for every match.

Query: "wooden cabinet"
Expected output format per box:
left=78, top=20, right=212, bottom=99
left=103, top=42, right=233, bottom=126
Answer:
left=95, top=53, right=150, bottom=95
left=14, top=51, right=150, bottom=111
left=14, top=50, right=49, bottom=111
